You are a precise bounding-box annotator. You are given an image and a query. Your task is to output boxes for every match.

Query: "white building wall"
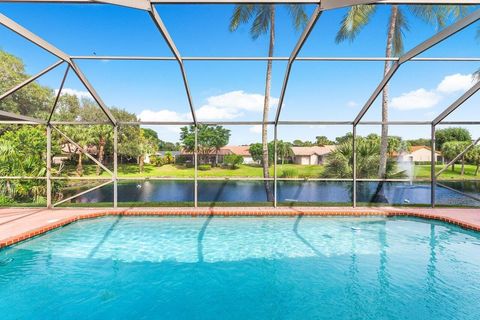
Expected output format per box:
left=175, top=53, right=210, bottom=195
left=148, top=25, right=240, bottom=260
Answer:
left=411, top=149, right=437, bottom=162
left=294, top=156, right=311, bottom=165
left=242, top=156, right=256, bottom=164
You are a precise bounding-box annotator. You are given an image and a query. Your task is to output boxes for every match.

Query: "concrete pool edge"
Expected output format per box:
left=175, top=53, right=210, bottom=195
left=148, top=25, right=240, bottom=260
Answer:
left=1, top=207, right=480, bottom=249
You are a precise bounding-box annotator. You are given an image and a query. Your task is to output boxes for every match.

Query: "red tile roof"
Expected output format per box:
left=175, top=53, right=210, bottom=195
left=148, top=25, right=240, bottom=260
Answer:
left=291, top=145, right=336, bottom=156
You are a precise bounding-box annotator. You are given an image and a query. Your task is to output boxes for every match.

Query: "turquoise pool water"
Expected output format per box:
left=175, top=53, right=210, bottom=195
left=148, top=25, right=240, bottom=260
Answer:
left=1, top=216, right=479, bottom=319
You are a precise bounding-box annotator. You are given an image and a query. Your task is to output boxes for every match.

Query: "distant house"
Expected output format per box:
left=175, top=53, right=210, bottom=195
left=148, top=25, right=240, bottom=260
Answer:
left=291, top=146, right=336, bottom=165
left=61, top=143, right=98, bottom=156
left=179, top=146, right=255, bottom=165
left=220, top=146, right=257, bottom=164
left=53, top=143, right=98, bottom=164
left=178, top=145, right=337, bottom=166
left=393, top=146, right=442, bottom=163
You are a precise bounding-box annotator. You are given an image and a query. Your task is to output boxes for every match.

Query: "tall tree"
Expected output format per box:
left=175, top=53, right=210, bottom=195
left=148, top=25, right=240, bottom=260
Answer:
left=180, top=125, right=230, bottom=165
left=336, top=5, right=462, bottom=179
left=138, top=129, right=158, bottom=173
left=0, top=50, right=53, bottom=119
left=0, top=126, right=51, bottom=203
left=316, top=136, right=333, bottom=146
left=435, top=127, right=472, bottom=150
left=442, top=140, right=470, bottom=174
left=229, top=5, right=307, bottom=201
left=466, top=145, right=480, bottom=176
left=277, top=140, right=294, bottom=164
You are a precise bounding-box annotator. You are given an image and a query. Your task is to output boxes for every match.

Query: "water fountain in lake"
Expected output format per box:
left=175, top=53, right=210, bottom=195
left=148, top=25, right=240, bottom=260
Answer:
left=396, top=158, right=415, bottom=184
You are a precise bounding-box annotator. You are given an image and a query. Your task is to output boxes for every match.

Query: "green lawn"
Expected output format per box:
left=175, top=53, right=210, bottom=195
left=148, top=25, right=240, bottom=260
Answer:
left=415, top=164, right=480, bottom=180
left=65, top=163, right=479, bottom=180
left=68, top=163, right=324, bottom=178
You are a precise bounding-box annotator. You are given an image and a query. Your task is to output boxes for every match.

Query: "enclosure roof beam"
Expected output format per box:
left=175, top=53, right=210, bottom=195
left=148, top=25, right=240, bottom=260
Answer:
left=432, top=80, right=480, bottom=125
left=0, top=60, right=64, bottom=101
left=353, top=9, right=480, bottom=126
left=0, top=13, right=118, bottom=125
left=68, top=60, right=118, bottom=125
left=71, top=56, right=480, bottom=61
left=436, top=136, right=480, bottom=177
left=95, top=0, right=151, bottom=10
left=3, top=0, right=480, bottom=5
left=0, top=13, right=70, bottom=62
left=47, top=65, right=70, bottom=124
left=52, top=125, right=114, bottom=175
left=274, top=4, right=324, bottom=125
left=148, top=4, right=197, bottom=125
left=0, top=110, right=46, bottom=124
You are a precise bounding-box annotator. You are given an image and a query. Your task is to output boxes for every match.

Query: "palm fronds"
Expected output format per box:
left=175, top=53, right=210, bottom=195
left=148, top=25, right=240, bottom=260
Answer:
left=335, top=5, right=377, bottom=43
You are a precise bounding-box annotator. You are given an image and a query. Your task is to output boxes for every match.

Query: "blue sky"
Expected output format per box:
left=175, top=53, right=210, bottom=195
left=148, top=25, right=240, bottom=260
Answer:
left=1, top=3, right=479, bottom=144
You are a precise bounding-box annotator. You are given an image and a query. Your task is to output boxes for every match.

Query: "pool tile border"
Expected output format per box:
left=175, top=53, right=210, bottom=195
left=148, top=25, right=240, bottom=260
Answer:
left=1, top=208, right=479, bottom=249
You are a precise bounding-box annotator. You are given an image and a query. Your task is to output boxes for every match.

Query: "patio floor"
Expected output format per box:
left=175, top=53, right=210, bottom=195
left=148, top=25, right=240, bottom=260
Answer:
left=1, top=207, right=479, bottom=248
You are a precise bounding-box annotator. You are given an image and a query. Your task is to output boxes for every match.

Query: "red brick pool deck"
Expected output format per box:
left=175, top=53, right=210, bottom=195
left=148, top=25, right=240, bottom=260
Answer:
left=1, top=207, right=479, bottom=248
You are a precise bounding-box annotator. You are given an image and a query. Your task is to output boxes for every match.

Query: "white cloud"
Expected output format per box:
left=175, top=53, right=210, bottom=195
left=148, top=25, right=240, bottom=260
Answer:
left=138, top=109, right=189, bottom=122
left=346, top=100, right=359, bottom=108
left=390, top=73, right=475, bottom=111
left=55, top=88, right=91, bottom=100
left=196, top=90, right=278, bottom=121
left=436, top=73, right=474, bottom=94
left=206, top=90, right=278, bottom=112
left=249, top=125, right=263, bottom=134
left=196, top=105, right=243, bottom=120
left=391, top=88, right=441, bottom=110
left=138, top=109, right=190, bottom=133
left=137, top=91, right=278, bottom=123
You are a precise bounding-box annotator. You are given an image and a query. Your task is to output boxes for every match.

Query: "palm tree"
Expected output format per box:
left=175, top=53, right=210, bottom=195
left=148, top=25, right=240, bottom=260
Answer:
left=229, top=4, right=308, bottom=201
left=323, top=137, right=398, bottom=179
left=277, top=140, right=294, bottom=164
left=336, top=5, right=463, bottom=180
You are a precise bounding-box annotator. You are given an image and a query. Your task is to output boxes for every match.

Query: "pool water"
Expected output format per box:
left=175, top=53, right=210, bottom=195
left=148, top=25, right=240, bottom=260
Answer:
left=1, top=216, right=479, bottom=319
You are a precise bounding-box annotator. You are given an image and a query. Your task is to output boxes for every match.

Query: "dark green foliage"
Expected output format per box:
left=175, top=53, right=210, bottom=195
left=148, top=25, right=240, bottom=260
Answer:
left=224, top=154, right=244, bottom=169
left=198, top=164, right=212, bottom=171
left=180, top=125, right=230, bottom=165
left=436, top=127, right=472, bottom=150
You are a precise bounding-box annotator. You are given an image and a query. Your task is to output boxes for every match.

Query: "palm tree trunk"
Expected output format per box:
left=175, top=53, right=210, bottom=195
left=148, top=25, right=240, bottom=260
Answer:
left=262, top=7, right=275, bottom=202
left=5, top=180, right=12, bottom=198
left=378, top=5, right=398, bottom=179
left=76, top=153, right=83, bottom=176
left=475, top=162, right=479, bottom=176
left=139, top=155, right=144, bottom=173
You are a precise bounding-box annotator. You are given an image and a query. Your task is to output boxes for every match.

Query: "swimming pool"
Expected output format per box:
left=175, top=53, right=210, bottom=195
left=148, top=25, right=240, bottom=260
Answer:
left=1, top=216, right=479, bottom=319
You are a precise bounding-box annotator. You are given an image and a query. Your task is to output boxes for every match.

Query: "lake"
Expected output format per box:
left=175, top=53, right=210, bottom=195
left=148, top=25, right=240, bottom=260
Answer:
left=65, top=180, right=480, bottom=206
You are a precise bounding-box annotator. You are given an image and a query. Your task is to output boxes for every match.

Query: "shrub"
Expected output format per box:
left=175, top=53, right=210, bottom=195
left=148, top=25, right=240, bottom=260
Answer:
left=198, top=164, right=212, bottom=171
left=149, top=155, right=158, bottom=165
left=150, top=155, right=166, bottom=167
left=0, top=195, right=13, bottom=205
left=164, top=151, right=174, bottom=164
left=175, top=155, right=188, bottom=165
left=223, top=154, right=244, bottom=169
left=280, top=168, right=299, bottom=178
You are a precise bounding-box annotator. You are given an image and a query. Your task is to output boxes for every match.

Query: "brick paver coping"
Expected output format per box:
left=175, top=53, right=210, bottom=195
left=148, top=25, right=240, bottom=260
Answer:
left=1, top=207, right=479, bottom=249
